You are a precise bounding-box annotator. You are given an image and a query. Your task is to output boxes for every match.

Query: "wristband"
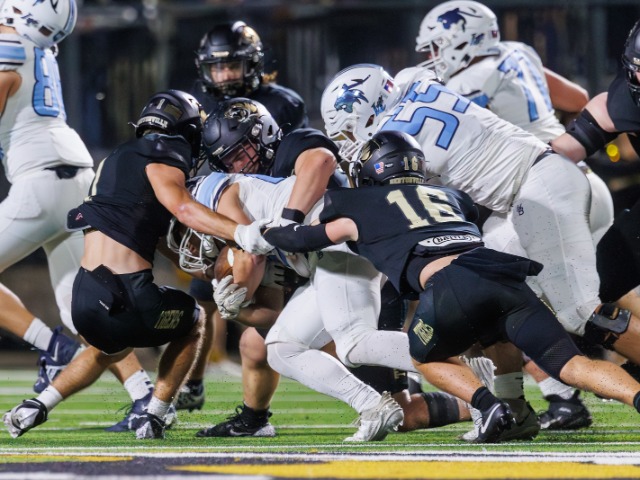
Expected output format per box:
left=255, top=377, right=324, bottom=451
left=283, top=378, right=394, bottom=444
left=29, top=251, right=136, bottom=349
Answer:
left=282, top=207, right=305, bottom=224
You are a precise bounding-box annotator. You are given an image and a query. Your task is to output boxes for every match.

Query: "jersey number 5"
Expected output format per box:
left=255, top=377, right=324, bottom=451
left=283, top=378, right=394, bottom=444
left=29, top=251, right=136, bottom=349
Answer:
left=383, top=82, right=470, bottom=150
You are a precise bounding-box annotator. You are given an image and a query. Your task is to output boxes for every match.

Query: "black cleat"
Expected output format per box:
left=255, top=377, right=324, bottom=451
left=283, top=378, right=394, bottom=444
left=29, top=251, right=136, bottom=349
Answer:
left=539, top=391, right=593, bottom=430
left=471, top=401, right=514, bottom=444
left=196, top=404, right=275, bottom=438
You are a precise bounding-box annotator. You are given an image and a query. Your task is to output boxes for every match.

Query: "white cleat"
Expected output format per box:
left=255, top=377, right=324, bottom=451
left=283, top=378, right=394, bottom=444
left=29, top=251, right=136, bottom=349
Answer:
left=3, top=399, right=48, bottom=438
left=344, top=392, right=404, bottom=442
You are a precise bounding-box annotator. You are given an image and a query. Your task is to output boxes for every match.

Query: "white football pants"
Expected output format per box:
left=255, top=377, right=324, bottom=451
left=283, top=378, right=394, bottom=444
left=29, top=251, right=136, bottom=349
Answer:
left=491, top=154, right=602, bottom=336
left=265, top=245, right=416, bottom=408
left=0, top=168, right=95, bottom=332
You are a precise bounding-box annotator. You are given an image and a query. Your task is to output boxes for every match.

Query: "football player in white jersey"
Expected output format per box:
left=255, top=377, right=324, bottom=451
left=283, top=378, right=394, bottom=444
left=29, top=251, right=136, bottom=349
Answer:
left=0, top=0, right=93, bottom=390
left=178, top=169, right=408, bottom=442
left=321, top=63, right=640, bottom=436
left=415, top=0, right=606, bottom=432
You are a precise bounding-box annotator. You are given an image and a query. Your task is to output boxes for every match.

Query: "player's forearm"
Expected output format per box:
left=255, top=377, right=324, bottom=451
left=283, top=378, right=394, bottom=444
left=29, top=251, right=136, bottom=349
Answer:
left=263, top=224, right=333, bottom=253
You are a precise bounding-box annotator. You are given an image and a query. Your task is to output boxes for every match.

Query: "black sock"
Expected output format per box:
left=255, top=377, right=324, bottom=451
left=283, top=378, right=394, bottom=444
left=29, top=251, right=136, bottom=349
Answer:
left=471, top=386, right=499, bottom=412
left=242, top=403, right=271, bottom=421
left=633, top=391, right=640, bottom=414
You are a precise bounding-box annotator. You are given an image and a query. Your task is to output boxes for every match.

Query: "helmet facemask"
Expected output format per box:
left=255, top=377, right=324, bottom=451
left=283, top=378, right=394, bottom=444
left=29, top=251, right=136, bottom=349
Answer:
left=623, top=20, right=640, bottom=107
left=166, top=218, right=220, bottom=275
left=322, top=64, right=400, bottom=163
left=204, top=98, right=280, bottom=174
left=195, top=21, right=264, bottom=98
left=215, top=136, right=272, bottom=174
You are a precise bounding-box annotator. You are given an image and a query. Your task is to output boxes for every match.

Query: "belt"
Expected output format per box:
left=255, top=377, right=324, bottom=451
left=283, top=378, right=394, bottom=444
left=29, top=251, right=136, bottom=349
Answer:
left=45, top=165, right=84, bottom=179
left=532, top=149, right=554, bottom=167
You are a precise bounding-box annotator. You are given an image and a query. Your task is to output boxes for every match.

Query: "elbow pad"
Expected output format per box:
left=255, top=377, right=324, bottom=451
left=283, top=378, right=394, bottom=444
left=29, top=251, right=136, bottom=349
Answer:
left=263, top=224, right=333, bottom=253
left=566, top=109, right=618, bottom=157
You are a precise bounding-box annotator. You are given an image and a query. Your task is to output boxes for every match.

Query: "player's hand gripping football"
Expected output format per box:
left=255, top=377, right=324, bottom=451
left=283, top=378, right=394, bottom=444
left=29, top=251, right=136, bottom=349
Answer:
left=212, top=275, right=250, bottom=321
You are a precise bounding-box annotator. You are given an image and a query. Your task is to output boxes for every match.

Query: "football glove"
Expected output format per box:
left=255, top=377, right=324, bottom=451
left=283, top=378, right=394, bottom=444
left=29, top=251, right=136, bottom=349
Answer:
left=234, top=219, right=273, bottom=255
left=212, top=275, right=249, bottom=321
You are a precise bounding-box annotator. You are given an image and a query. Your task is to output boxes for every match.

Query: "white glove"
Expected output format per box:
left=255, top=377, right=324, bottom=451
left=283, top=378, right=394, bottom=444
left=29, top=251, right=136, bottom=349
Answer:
left=213, top=275, right=249, bottom=320
left=234, top=219, right=273, bottom=255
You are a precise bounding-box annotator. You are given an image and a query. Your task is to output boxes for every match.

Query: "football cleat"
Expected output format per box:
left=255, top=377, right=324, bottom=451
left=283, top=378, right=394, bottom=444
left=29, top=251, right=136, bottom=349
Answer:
left=175, top=383, right=205, bottom=412
left=344, top=392, right=404, bottom=442
left=106, top=391, right=177, bottom=432
left=33, top=326, right=83, bottom=394
left=196, top=404, right=276, bottom=438
left=539, top=391, right=593, bottom=430
left=3, top=398, right=48, bottom=438
left=498, top=397, right=540, bottom=441
left=470, top=400, right=514, bottom=444
left=130, top=412, right=166, bottom=440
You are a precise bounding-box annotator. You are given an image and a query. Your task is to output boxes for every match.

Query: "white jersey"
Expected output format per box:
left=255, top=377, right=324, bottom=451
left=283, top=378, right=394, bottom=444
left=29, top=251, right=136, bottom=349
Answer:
left=193, top=172, right=320, bottom=225
left=383, top=67, right=547, bottom=213
left=193, top=172, right=320, bottom=277
left=446, top=41, right=564, bottom=143
left=0, top=33, right=93, bottom=183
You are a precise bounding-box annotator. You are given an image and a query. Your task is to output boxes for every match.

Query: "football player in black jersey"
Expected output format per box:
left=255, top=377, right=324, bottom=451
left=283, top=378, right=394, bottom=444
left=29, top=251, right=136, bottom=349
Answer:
left=185, top=21, right=309, bottom=398
left=264, top=130, right=640, bottom=443
left=180, top=98, right=340, bottom=437
left=551, top=19, right=640, bottom=379
left=2, top=90, right=273, bottom=440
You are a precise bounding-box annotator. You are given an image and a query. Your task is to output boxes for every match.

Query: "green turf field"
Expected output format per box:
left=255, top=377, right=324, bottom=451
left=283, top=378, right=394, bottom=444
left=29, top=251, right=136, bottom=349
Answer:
left=1, top=367, right=640, bottom=478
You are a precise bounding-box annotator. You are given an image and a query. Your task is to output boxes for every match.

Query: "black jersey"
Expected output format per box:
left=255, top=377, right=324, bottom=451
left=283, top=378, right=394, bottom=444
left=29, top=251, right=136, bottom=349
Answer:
left=77, top=134, right=192, bottom=263
left=319, top=184, right=483, bottom=292
left=192, top=81, right=308, bottom=135
left=607, top=71, right=640, bottom=133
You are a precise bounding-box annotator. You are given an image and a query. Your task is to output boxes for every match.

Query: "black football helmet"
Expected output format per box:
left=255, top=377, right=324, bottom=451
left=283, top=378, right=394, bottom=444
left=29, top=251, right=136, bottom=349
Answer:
left=135, top=90, right=205, bottom=167
left=202, top=97, right=281, bottom=174
left=195, top=21, right=264, bottom=97
left=622, top=19, right=640, bottom=107
left=352, top=131, right=427, bottom=187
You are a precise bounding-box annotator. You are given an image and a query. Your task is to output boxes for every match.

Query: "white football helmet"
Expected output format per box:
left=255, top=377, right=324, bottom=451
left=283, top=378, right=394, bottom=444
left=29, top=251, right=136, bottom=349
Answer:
left=321, top=64, right=400, bottom=160
left=1, top=0, right=77, bottom=49
left=416, top=0, right=499, bottom=81
left=166, top=217, right=221, bottom=275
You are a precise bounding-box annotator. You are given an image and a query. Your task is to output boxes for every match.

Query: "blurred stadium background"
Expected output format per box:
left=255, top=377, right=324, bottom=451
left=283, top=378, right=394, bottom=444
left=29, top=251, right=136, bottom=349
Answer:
left=1, top=0, right=640, bottom=355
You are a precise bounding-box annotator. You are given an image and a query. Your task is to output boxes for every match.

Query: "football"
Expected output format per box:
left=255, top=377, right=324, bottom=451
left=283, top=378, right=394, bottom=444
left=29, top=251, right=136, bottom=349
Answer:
left=213, top=245, right=236, bottom=281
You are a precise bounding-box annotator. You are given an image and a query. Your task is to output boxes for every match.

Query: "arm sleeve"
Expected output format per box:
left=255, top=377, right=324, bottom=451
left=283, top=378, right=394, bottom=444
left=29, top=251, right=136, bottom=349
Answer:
left=263, top=223, right=334, bottom=253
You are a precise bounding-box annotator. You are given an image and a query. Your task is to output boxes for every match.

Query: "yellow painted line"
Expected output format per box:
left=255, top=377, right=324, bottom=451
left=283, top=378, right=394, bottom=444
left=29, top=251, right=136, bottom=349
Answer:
left=171, top=461, right=640, bottom=479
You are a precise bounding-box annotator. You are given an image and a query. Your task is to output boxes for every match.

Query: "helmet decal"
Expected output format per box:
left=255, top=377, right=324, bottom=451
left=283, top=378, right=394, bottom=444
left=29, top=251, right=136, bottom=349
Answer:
left=437, top=7, right=481, bottom=32
left=334, top=76, right=370, bottom=114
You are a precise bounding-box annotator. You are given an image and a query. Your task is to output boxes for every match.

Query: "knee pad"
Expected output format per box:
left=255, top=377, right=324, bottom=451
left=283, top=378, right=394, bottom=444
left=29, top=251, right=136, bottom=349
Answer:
left=422, top=392, right=461, bottom=428
left=266, top=341, right=308, bottom=375
left=583, top=303, right=631, bottom=350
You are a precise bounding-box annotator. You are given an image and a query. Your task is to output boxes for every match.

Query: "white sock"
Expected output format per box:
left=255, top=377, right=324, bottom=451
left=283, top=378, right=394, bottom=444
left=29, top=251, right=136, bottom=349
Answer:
left=268, top=342, right=380, bottom=413
left=538, top=377, right=575, bottom=400
left=37, top=385, right=64, bottom=412
left=494, top=372, right=524, bottom=399
left=123, top=370, right=153, bottom=401
left=147, top=395, right=171, bottom=419
left=23, top=318, right=53, bottom=352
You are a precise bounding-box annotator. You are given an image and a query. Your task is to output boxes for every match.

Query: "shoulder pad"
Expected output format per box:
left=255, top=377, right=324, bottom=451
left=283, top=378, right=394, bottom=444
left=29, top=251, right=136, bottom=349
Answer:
left=0, top=34, right=26, bottom=71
